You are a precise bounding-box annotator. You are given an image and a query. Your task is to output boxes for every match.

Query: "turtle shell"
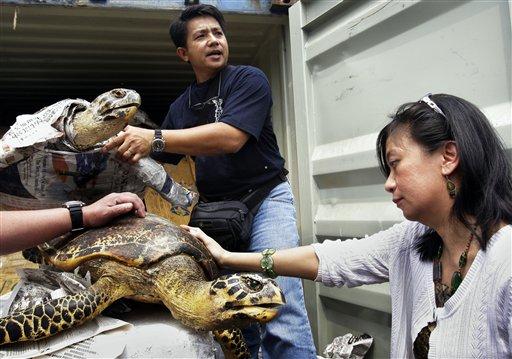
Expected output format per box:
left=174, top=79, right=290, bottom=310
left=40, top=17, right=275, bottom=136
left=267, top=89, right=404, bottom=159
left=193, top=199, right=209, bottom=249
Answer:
left=39, top=214, right=218, bottom=279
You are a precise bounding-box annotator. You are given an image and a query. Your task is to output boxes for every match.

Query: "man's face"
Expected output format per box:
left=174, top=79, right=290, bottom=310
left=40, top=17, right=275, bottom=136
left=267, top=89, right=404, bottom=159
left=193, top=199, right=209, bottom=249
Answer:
left=178, top=16, right=229, bottom=81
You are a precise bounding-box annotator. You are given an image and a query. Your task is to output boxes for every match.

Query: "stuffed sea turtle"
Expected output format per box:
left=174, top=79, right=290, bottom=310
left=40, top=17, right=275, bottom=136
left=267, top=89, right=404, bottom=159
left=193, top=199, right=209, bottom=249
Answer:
left=0, top=88, right=139, bottom=166
left=0, top=214, right=285, bottom=359
left=0, top=89, right=196, bottom=212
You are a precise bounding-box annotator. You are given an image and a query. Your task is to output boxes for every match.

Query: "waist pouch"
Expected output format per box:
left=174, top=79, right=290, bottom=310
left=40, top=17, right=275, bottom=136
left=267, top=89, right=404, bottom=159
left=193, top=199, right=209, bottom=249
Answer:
left=189, top=169, right=288, bottom=251
left=189, top=200, right=253, bottom=251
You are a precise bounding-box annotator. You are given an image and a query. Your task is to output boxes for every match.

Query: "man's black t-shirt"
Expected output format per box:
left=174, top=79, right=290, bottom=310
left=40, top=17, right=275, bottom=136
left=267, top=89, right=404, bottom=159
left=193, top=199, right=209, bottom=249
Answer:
left=153, top=65, right=285, bottom=199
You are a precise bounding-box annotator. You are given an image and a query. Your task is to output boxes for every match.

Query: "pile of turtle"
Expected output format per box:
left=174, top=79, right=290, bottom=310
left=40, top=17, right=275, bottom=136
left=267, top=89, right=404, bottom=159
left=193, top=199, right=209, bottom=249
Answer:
left=0, top=88, right=195, bottom=212
left=0, top=91, right=285, bottom=358
left=0, top=214, right=285, bottom=358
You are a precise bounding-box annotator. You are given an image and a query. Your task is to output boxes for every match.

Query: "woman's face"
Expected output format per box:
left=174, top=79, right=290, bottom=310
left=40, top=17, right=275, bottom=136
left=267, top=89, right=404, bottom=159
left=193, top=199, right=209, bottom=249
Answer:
left=384, top=128, right=447, bottom=224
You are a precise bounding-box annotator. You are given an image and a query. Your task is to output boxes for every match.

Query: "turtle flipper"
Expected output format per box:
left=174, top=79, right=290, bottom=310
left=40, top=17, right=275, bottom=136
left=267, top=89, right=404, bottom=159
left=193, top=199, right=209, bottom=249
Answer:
left=0, top=276, right=130, bottom=345
left=213, top=328, right=251, bottom=359
left=127, top=157, right=198, bottom=213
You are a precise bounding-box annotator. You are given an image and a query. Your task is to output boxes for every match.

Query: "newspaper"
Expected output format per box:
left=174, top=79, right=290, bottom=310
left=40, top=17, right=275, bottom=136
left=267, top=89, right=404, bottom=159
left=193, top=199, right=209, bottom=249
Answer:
left=36, top=324, right=129, bottom=359
left=322, top=333, right=373, bottom=359
left=0, top=148, right=146, bottom=210
left=0, top=100, right=87, bottom=168
left=0, top=147, right=196, bottom=214
left=0, top=268, right=130, bottom=359
left=38, top=329, right=128, bottom=358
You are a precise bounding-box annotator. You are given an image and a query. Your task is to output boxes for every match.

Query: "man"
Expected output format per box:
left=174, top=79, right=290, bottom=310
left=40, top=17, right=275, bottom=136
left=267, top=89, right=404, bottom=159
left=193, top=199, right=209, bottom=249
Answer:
left=102, top=4, right=316, bottom=358
left=1, top=192, right=146, bottom=255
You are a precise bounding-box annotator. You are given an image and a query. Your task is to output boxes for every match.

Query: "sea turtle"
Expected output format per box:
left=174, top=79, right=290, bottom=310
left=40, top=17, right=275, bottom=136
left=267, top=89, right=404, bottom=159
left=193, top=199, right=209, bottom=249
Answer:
left=0, top=89, right=196, bottom=212
left=0, top=88, right=140, bottom=166
left=0, top=214, right=285, bottom=358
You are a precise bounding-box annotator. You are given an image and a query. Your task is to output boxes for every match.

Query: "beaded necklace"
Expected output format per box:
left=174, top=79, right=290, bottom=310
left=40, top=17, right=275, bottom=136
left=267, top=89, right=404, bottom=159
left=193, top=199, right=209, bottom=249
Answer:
left=433, top=231, right=474, bottom=295
left=414, top=230, right=476, bottom=358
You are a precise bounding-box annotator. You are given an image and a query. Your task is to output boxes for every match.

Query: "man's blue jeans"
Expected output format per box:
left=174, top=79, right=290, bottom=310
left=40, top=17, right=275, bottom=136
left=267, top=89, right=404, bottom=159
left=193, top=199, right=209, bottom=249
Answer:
left=242, top=181, right=317, bottom=358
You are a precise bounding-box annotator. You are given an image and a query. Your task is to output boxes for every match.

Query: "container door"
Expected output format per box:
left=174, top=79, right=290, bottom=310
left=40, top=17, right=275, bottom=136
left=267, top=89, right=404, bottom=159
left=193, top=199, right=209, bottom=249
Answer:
left=287, top=0, right=511, bottom=356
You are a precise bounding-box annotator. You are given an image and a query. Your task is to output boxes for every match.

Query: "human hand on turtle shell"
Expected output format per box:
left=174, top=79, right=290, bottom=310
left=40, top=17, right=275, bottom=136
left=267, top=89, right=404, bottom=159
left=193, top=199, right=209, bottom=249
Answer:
left=102, top=125, right=153, bottom=164
left=83, top=192, right=146, bottom=228
left=181, top=225, right=230, bottom=267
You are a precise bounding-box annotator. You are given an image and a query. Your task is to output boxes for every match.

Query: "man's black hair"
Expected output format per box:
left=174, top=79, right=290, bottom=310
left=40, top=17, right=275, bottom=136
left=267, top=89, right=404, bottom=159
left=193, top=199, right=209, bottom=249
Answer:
left=169, top=4, right=226, bottom=48
left=376, top=94, right=512, bottom=260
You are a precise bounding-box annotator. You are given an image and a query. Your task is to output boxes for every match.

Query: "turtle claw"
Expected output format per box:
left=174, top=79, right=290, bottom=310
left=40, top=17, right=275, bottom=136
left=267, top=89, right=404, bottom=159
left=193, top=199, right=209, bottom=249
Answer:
left=170, top=206, right=191, bottom=216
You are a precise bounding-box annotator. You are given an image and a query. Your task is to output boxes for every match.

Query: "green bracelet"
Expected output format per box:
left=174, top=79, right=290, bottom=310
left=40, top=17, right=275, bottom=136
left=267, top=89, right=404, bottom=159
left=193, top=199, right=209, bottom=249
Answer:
left=260, top=248, right=277, bottom=279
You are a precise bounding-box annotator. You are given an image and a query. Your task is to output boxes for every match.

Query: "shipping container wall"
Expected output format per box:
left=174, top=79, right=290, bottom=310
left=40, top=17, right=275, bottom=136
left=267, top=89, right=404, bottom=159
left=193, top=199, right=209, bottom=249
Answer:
left=252, top=24, right=322, bottom=341
left=288, top=0, right=511, bottom=357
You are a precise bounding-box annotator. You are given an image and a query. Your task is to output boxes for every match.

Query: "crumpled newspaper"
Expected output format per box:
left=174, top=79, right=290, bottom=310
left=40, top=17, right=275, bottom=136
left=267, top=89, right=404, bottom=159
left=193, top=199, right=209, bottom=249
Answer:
left=3, top=266, right=91, bottom=316
left=323, top=333, right=373, bottom=359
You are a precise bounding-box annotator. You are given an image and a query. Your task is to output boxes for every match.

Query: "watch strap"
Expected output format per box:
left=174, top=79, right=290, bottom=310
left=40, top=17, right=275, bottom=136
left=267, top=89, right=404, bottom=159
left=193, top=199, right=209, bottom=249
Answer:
left=155, top=129, right=162, bottom=140
left=63, top=201, right=85, bottom=231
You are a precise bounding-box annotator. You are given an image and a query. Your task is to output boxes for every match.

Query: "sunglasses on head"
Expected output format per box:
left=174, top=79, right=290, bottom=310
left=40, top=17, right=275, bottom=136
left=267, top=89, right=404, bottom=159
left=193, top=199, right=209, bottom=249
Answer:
left=419, top=93, right=446, bottom=117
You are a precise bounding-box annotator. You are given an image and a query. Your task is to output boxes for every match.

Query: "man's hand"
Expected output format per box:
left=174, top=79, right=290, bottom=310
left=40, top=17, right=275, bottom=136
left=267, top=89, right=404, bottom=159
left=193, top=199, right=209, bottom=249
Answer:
left=82, top=192, right=146, bottom=227
left=102, top=125, right=154, bottom=163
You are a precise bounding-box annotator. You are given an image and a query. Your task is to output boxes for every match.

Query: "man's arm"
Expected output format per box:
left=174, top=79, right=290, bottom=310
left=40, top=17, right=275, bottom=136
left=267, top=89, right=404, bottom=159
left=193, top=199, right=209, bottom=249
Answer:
left=103, top=67, right=269, bottom=163
left=102, top=122, right=249, bottom=163
left=0, top=192, right=146, bottom=255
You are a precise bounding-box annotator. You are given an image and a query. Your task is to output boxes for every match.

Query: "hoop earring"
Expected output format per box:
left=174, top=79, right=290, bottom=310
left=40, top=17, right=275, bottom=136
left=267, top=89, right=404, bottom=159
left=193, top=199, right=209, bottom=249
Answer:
left=445, top=176, right=456, bottom=198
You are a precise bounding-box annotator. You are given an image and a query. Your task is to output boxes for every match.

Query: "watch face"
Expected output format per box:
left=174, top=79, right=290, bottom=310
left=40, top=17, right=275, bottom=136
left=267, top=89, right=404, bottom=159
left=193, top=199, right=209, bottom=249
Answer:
left=261, top=256, right=273, bottom=270
left=152, top=138, right=165, bottom=152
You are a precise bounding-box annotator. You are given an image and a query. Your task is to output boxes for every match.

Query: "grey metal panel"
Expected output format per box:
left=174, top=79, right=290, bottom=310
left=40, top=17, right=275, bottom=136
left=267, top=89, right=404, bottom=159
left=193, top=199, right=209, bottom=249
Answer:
left=288, top=1, right=320, bottom=347
left=288, top=0, right=511, bottom=357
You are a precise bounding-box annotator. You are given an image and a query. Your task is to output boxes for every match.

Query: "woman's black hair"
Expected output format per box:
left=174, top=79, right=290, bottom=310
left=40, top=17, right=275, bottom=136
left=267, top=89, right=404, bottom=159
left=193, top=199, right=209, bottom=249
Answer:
left=376, top=94, right=512, bottom=260
left=169, top=4, right=226, bottom=49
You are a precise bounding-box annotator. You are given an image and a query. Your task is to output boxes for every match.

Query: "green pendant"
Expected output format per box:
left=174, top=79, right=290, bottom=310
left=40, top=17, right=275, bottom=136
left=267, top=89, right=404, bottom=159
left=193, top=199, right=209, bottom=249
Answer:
left=451, top=271, right=463, bottom=293
left=458, top=252, right=467, bottom=267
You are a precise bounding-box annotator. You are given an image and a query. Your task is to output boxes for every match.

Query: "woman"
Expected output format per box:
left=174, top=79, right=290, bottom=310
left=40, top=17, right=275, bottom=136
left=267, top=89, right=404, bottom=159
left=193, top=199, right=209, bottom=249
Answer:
left=182, top=94, right=511, bottom=358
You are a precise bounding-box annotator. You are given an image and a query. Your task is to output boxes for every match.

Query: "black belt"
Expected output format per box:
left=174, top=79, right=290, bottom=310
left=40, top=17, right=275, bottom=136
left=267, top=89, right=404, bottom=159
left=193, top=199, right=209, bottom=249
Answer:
left=200, top=168, right=288, bottom=211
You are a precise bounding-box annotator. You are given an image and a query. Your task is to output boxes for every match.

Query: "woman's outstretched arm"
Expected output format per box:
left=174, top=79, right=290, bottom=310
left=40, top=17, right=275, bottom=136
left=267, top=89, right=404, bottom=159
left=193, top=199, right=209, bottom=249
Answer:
left=181, top=225, right=319, bottom=280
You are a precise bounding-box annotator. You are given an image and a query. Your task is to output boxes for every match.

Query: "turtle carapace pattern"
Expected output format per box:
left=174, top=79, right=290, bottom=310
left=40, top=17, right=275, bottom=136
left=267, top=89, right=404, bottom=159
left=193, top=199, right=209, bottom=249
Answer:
left=0, top=214, right=285, bottom=359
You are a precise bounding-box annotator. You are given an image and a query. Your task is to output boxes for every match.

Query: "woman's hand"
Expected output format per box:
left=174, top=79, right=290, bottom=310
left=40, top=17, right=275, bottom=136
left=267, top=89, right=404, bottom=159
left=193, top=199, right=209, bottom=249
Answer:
left=181, top=225, right=229, bottom=268
left=102, top=125, right=154, bottom=163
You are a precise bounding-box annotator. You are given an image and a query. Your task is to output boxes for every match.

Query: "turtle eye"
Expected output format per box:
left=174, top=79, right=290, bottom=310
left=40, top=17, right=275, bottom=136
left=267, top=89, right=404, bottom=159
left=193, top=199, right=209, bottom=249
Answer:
left=112, top=89, right=126, bottom=98
left=244, top=277, right=263, bottom=291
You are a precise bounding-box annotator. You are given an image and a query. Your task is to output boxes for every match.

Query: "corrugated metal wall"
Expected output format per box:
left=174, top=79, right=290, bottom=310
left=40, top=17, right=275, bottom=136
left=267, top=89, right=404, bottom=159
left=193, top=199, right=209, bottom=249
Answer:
left=0, top=2, right=286, bottom=127
left=288, top=0, right=511, bottom=357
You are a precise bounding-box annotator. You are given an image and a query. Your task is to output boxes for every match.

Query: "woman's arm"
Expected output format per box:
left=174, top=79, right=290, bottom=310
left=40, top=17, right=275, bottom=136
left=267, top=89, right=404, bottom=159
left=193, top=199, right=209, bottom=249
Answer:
left=0, top=192, right=146, bottom=255
left=181, top=225, right=320, bottom=280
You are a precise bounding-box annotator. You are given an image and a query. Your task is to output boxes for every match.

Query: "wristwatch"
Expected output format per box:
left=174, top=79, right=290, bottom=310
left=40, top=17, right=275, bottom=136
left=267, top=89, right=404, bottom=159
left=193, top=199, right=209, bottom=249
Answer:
left=260, top=248, right=277, bottom=279
left=62, top=200, right=85, bottom=232
left=151, top=129, right=165, bottom=153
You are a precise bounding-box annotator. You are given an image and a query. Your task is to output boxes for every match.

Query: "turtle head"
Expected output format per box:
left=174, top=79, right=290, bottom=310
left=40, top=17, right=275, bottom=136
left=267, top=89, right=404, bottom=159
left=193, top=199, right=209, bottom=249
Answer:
left=207, top=273, right=285, bottom=328
left=69, top=88, right=141, bottom=150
